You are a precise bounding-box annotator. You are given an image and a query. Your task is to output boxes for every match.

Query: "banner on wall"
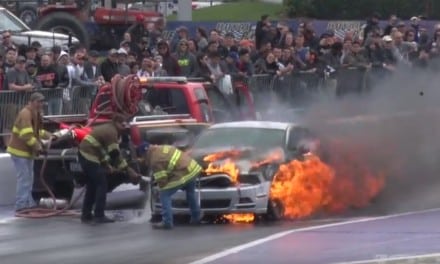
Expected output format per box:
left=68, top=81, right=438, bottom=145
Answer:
left=165, top=19, right=439, bottom=41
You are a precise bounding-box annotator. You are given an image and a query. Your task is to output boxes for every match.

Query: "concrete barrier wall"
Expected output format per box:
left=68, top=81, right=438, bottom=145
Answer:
left=0, top=153, right=16, bottom=206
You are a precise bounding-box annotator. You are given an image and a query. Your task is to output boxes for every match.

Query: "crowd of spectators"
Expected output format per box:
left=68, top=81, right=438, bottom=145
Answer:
left=1, top=13, right=440, bottom=113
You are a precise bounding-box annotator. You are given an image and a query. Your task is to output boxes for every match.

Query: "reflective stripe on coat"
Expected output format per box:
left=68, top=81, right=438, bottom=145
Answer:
left=78, top=122, right=128, bottom=169
left=7, top=106, right=50, bottom=158
left=145, top=145, right=202, bottom=190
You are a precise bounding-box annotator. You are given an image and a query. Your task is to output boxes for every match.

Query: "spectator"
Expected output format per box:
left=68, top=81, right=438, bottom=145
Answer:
left=157, top=40, right=180, bottom=76
left=195, top=27, right=209, bottom=51
left=173, top=39, right=198, bottom=77
left=36, top=54, right=60, bottom=115
left=255, top=15, right=271, bottom=50
left=4, top=47, right=17, bottom=73
left=100, top=49, right=119, bottom=82
left=152, top=55, right=168, bottom=76
left=0, top=31, right=17, bottom=56
left=84, top=50, right=102, bottom=82
left=26, top=60, right=41, bottom=90
left=4, top=56, right=33, bottom=92
left=137, top=57, right=155, bottom=78
left=117, top=48, right=130, bottom=76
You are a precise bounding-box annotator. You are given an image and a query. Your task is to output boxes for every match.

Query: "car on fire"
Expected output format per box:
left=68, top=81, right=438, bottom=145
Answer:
left=150, top=121, right=319, bottom=221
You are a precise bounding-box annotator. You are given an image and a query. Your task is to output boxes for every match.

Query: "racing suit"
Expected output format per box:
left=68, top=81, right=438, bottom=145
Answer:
left=143, top=145, right=202, bottom=228
left=7, top=105, right=51, bottom=211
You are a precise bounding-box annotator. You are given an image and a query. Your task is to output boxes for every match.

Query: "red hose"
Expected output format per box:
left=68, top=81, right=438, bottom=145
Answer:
left=15, top=111, right=105, bottom=218
left=14, top=137, right=84, bottom=218
left=15, top=75, right=140, bottom=219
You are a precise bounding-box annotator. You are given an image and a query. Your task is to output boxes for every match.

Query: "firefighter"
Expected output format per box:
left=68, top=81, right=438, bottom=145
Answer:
left=137, top=142, right=203, bottom=230
left=78, top=113, right=140, bottom=224
left=7, top=92, right=52, bottom=213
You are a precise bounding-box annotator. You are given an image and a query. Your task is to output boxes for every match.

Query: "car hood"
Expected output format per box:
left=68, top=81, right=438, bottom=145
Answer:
left=190, top=146, right=285, bottom=174
left=11, top=30, right=79, bottom=48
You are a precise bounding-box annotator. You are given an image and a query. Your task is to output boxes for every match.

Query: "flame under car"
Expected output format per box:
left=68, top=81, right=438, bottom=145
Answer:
left=150, top=121, right=318, bottom=221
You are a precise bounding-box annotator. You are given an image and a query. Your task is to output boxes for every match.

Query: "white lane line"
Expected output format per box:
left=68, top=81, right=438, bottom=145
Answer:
left=333, top=252, right=440, bottom=263
left=0, top=217, right=18, bottom=224
left=187, top=207, right=440, bottom=264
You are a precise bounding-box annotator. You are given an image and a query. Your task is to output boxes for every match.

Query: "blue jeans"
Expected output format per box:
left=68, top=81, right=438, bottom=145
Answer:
left=10, top=156, right=36, bottom=211
left=47, top=98, right=62, bottom=115
left=159, top=178, right=200, bottom=227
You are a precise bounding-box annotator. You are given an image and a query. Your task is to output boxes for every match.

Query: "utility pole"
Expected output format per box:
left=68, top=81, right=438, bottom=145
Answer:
left=177, top=0, right=192, bottom=21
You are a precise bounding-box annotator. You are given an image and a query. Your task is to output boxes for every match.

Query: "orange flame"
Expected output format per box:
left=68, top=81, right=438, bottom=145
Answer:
left=205, top=159, right=240, bottom=183
left=270, top=154, right=335, bottom=218
left=222, top=213, right=255, bottom=223
left=251, top=148, right=284, bottom=169
left=203, top=149, right=243, bottom=163
left=202, top=144, right=386, bottom=223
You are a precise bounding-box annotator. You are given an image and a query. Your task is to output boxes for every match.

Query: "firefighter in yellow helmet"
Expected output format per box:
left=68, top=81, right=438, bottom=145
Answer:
left=7, top=92, right=52, bottom=213
left=138, top=142, right=203, bottom=229
left=78, top=113, right=140, bottom=224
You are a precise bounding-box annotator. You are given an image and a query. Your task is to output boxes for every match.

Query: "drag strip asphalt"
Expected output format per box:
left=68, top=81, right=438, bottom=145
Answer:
left=189, top=208, right=440, bottom=264
left=1, top=208, right=440, bottom=264
left=0, top=209, right=351, bottom=264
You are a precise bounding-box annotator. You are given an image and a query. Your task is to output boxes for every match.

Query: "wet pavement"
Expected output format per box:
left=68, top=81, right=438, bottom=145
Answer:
left=0, top=208, right=348, bottom=264
left=1, top=204, right=440, bottom=264
left=193, top=209, right=440, bottom=264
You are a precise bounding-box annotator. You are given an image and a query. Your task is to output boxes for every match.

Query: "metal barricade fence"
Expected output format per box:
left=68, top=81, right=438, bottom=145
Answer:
left=246, top=74, right=276, bottom=110
left=246, top=72, right=323, bottom=110
left=335, top=67, right=369, bottom=96
left=0, top=86, right=95, bottom=136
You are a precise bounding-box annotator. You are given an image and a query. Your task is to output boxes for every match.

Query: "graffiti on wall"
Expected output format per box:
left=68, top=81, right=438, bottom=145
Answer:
left=326, top=21, right=363, bottom=39
left=165, top=19, right=439, bottom=41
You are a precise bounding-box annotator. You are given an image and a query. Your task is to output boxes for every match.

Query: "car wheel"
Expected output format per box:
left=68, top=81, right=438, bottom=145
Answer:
left=263, top=199, right=284, bottom=221
left=19, top=7, right=38, bottom=27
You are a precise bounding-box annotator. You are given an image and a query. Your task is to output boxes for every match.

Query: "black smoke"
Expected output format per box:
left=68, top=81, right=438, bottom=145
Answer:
left=267, top=68, right=440, bottom=215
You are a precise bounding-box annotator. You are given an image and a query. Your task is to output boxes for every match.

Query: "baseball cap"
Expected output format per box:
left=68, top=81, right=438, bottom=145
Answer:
left=17, top=56, right=26, bottom=63
left=29, top=92, right=45, bottom=102
left=26, top=59, right=36, bottom=67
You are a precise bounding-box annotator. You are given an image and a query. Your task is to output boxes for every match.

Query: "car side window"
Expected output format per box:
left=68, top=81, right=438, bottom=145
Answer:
left=169, top=88, right=189, bottom=114
left=145, top=87, right=189, bottom=115
left=205, top=86, right=229, bottom=109
left=287, top=127, right=311, bottom=150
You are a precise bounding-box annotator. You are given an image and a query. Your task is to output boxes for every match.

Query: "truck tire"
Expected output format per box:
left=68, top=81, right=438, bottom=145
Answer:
left=36, top=12, right=90, bottom=48
left=18, top=6, right=38, bottom=27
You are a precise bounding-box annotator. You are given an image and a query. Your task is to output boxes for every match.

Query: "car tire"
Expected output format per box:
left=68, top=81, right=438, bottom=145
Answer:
left=263, top=198, right=284, bottom=221
left=35, top=12, right=90, bottom=48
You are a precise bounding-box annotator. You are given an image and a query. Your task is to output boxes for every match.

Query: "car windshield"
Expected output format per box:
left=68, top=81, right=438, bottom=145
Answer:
left=193, top=127, right=285, bottom=150
left=0, top=9, right=28, bottom=32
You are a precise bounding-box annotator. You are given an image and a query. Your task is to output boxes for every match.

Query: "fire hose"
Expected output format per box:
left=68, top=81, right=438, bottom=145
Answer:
left=15, top=74, right=143, bottom=219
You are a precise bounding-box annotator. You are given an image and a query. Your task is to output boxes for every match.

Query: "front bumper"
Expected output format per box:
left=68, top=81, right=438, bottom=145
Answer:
left=151, top=181, right=271, bottom=215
